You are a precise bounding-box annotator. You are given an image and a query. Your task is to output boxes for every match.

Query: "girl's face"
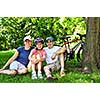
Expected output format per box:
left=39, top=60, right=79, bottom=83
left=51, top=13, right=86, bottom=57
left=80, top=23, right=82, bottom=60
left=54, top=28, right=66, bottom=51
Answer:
left=36, top=42, right=43, bottom=50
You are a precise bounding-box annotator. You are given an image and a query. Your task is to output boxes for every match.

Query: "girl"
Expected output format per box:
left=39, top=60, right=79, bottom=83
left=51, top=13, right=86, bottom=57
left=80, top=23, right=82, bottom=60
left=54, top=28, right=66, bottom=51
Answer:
left=28, top=38, right=46, bottom=79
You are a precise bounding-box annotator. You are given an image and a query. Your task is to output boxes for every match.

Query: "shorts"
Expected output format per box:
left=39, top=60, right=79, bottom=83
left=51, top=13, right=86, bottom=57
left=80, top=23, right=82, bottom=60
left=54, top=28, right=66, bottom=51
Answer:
left=10, top=61, right=26, bottom=70
left=46, top=61, right=61, bottom=72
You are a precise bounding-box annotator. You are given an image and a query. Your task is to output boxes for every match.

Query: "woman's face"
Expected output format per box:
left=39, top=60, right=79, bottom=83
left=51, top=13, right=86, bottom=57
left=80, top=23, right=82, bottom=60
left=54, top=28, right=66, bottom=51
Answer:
left=36, top=42, right=43, bottom=50
left=24, top=39, right=32, bottom=47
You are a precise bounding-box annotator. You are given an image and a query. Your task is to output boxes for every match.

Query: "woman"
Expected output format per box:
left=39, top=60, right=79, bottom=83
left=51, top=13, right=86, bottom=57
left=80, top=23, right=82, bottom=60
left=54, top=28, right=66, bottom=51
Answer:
left=0, top=36, right=34, bottom=75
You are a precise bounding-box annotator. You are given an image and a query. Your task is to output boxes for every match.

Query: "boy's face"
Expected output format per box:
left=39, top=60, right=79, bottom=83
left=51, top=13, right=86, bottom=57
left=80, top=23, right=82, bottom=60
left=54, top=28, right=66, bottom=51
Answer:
left=36, top=42, right=43, bottom=50
left=46, top=40, right=54, bottom=49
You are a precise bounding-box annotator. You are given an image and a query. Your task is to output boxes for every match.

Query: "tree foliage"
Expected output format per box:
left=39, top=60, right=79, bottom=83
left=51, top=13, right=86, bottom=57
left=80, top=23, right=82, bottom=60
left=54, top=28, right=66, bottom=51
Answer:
left=0, top=17, right=86, bottom=50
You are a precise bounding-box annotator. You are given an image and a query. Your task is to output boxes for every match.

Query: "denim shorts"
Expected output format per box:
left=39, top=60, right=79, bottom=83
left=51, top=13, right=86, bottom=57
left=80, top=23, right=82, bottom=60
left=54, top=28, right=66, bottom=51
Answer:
left=10, top=61, right=26, bottom=70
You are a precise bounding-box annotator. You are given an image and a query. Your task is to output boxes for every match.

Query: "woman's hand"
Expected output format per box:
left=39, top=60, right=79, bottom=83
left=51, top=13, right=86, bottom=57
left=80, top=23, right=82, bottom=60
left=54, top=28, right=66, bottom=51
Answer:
left=0, top=67, right=4, bottom=71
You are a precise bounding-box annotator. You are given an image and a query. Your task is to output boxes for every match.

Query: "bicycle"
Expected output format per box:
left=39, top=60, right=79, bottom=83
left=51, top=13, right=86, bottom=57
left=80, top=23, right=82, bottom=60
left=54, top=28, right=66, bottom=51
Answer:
left=61, top=33, right=86, bottom=62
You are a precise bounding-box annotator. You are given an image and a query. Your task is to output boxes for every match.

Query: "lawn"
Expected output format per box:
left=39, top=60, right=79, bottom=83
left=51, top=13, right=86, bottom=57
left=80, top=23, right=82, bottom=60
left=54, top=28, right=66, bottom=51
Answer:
left=0, top=50, right=100, bottom=83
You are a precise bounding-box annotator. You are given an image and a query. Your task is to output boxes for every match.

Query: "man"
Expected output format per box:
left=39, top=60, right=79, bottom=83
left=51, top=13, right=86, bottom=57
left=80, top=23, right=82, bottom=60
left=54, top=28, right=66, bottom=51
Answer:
left=44, top=36, right=66, bottom=80
left=0, top=36, right=34, bottom=75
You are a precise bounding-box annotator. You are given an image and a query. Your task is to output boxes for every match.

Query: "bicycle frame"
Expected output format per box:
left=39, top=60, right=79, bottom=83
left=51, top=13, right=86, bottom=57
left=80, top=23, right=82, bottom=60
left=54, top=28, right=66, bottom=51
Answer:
left=62, top=33, right=86, bottom=61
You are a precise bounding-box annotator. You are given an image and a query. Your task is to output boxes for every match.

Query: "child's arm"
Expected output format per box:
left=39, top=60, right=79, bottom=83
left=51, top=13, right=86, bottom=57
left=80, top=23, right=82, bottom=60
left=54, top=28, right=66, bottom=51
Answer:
left=36, top=50, right=46, bottom=62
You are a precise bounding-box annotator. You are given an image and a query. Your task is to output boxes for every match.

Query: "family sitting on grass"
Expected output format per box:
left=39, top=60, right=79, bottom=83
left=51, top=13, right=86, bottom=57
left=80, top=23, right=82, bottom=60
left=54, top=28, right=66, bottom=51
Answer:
left=0, top=36, right=66, bottom=80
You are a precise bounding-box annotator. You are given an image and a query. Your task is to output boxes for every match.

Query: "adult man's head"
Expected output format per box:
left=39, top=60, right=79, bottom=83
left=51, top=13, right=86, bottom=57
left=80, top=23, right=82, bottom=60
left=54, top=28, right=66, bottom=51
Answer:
left=46, top=36, right=54, bottom=49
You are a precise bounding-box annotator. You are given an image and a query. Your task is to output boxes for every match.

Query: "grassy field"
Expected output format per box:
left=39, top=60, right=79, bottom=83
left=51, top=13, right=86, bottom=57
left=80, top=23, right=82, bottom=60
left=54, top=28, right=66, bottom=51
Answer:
left=0, top=50, right=100, bottom=83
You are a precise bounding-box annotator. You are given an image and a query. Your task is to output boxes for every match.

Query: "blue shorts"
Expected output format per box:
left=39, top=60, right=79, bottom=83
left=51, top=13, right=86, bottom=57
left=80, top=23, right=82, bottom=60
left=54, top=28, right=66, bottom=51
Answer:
left=10, top=61, right=26, bottom=70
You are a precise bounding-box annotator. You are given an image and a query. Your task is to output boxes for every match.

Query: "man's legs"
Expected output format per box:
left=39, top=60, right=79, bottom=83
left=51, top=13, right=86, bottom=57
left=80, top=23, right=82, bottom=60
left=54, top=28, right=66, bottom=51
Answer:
left=44, top=64, right=55, bottom=78
left=59, top=53, right=65, bottom=77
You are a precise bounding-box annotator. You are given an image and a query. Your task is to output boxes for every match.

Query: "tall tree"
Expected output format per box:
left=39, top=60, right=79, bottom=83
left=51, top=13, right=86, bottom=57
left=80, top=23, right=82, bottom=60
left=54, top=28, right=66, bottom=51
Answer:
left=81, top=17, right=100, bottom=73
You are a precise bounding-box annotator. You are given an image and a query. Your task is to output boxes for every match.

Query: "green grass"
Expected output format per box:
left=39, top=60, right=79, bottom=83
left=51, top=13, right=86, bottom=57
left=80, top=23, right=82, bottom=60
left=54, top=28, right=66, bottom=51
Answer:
left=0, top=50, right=100, bottom=83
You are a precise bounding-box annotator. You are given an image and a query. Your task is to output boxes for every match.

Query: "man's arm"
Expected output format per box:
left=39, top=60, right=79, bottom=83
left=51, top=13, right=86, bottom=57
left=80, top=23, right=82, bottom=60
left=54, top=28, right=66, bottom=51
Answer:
left=51, top=47, right=66, bottom=60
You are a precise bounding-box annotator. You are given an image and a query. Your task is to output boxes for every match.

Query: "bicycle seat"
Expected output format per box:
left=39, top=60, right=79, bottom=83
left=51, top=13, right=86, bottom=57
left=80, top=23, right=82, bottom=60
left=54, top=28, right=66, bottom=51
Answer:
left=66, top=36, right=71, bottom=39
left=61, top=36, right=71, bottom=39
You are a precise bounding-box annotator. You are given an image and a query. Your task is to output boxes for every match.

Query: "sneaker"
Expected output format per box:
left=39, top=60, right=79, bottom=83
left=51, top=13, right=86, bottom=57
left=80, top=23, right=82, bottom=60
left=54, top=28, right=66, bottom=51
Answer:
left=32, top=72, right=37, bottom=79
left=46, top=77, right=58, bottom=81
left=38, top=72, right=43, bottom=79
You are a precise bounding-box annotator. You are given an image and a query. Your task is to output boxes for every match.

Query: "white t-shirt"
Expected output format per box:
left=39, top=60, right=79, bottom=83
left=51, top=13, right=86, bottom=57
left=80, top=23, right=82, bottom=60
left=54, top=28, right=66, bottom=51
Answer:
left=44, top=46, right=61, bottom=64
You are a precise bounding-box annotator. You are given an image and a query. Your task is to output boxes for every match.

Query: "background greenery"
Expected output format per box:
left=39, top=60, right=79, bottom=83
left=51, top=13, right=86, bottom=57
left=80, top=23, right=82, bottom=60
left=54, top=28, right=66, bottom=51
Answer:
left=0, top=17, right=86, bottom=50
left=0, top=17, right=88, bottom=83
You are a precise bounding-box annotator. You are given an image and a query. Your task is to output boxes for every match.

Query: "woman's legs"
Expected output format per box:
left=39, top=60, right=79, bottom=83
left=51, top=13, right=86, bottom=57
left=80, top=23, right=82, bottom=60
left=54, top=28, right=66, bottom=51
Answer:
left=0, top=61, right=27, bottom=75
left=17, top=68, right=27, bottom=74
left=0, top=69, right=17, bottom=75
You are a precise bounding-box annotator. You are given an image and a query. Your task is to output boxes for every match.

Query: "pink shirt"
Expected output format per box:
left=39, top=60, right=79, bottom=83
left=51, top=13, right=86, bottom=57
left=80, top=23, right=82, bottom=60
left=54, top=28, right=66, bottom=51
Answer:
left=31, top=48, right=46, bottom=58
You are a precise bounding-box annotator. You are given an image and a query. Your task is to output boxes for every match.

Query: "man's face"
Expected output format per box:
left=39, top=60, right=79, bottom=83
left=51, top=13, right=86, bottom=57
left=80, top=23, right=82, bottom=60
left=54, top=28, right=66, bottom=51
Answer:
left=46, top=40, right=54, bottom=49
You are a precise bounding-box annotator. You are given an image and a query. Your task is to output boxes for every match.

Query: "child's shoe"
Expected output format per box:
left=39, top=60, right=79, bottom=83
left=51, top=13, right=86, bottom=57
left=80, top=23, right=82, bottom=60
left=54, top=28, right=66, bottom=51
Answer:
left=38, top=71, right=43, bottom=79
left=32, top=72, right=37, bottom=79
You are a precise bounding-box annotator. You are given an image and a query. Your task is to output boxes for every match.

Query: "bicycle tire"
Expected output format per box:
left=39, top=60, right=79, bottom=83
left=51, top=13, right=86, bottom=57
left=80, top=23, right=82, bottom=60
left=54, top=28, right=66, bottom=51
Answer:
left=76, top=46, right=83, bottom=62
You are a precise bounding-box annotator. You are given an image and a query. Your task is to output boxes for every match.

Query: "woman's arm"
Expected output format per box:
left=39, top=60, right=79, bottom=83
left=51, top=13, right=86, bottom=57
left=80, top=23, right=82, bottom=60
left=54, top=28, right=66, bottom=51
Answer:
left=1, top=50, right=19, bottom=70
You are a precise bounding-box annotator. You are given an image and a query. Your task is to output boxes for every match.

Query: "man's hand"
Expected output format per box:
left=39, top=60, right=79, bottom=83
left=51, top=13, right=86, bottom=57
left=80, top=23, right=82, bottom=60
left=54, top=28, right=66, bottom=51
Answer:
left=51, top=52, right=57, bottom=60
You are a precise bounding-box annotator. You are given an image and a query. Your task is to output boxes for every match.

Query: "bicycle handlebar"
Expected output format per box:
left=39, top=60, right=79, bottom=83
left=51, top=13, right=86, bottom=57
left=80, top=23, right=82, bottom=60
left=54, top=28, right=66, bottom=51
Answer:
left=76, top=33, right=86, bottom=40
left=61, top=36, right=71, bottom=40
left=63, top=38, right=80, bottom=45
left=61, top=33, right=86, bottom=40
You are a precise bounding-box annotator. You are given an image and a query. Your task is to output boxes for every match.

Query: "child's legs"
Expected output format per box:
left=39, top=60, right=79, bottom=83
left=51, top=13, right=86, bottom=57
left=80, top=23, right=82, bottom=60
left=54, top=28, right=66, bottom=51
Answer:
left=32, top=64, right=36, bottom=72
left=37, top=62, right=43, bottom=79
left=37, top=62, right=42, bottom=72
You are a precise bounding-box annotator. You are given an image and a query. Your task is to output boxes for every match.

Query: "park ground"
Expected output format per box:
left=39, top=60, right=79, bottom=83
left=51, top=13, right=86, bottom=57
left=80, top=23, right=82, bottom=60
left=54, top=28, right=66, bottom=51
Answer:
left=0, top=50, right=100, bottom=83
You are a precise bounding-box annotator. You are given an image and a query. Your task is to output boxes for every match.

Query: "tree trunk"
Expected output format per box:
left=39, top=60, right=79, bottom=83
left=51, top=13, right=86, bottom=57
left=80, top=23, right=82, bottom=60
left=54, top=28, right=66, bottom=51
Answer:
left=81, top=17, right=100, bottom=72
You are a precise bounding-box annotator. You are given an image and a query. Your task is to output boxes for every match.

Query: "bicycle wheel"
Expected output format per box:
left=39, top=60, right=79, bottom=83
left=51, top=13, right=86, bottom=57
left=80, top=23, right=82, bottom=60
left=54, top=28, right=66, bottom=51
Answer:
left=76, top=46, right=83, bottom=62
